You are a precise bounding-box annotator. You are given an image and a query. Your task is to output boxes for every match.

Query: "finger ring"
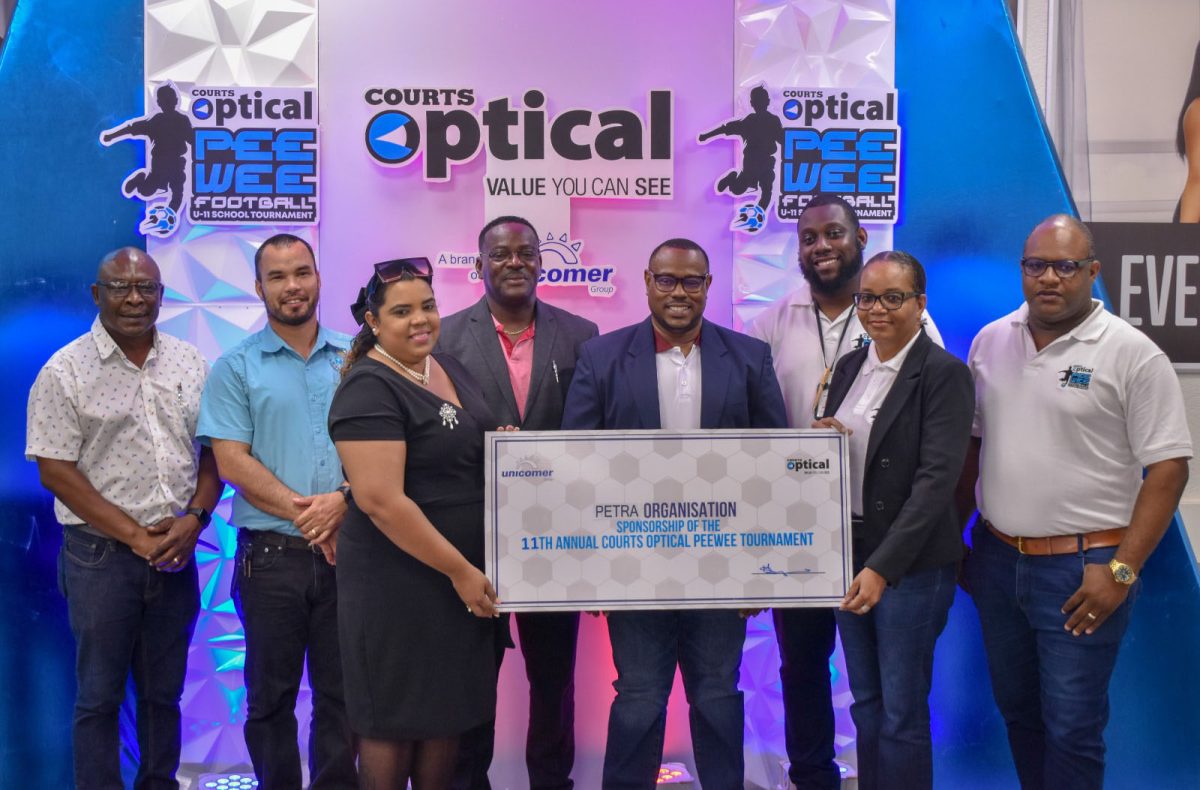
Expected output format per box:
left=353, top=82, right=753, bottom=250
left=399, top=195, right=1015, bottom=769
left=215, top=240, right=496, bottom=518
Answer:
left=859, top=605, right=870, bottom=614
left=1086, top=612, right=1098, bottom=620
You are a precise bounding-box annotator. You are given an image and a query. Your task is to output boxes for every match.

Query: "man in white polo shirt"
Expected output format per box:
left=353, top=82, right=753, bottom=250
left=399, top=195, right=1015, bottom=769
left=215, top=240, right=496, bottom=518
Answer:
left=960, top=214, right=1191, bottom=789
left=746, top=194, right=941, bottom=789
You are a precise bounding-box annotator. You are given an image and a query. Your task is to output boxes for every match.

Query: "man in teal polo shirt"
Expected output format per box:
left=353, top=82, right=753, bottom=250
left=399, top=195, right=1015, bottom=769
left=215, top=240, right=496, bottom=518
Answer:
left=198, top=233, right=357, bottom=788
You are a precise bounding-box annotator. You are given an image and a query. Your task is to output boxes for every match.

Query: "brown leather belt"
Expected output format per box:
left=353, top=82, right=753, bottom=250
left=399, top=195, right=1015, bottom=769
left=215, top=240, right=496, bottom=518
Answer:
left=985, top=520, right=1125, bottom=556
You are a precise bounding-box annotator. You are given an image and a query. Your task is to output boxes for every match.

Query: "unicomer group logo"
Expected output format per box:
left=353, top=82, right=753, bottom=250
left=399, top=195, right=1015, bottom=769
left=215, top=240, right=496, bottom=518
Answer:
left=102, top=83, right=319, bottom=237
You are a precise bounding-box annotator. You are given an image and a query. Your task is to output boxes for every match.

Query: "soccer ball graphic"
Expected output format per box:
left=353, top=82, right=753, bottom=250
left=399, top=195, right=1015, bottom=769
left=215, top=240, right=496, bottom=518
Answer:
left=732, top=202, right=766, bottom=233
left=140, top=205, right=178, bottom=237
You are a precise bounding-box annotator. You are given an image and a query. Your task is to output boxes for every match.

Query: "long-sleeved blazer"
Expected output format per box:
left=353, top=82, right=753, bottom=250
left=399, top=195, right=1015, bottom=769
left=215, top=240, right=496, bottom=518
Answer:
left=821, top=330, right=974, bottom=583
left=561, top=317, right=787, bottom=431
left=436, top=297, right=598, bottom=431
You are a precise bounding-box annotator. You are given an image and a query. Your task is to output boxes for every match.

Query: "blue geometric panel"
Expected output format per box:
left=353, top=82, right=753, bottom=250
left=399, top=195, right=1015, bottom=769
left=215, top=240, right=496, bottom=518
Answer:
left=895, top=2, right=1200, bottom=788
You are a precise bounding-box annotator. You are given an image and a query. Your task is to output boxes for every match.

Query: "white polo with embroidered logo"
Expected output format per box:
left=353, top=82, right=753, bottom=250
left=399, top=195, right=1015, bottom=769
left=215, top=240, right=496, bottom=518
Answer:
left=969, top=300, right=1192, bottom=538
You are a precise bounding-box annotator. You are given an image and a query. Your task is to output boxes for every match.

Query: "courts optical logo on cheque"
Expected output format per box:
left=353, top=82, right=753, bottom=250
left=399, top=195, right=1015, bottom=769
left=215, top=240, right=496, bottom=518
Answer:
left=362, top=86, right=675, bottom=298
left=787, top=456, right=831, bottom=474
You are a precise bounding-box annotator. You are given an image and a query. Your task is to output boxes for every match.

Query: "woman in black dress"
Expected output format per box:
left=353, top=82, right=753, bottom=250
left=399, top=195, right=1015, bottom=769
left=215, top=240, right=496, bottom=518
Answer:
left=328, top=258, right=502, bottom=788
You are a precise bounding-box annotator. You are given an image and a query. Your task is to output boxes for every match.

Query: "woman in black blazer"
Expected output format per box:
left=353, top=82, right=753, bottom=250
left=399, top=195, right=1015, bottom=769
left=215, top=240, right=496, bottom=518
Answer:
left=814, top=251, right=974, bottom=790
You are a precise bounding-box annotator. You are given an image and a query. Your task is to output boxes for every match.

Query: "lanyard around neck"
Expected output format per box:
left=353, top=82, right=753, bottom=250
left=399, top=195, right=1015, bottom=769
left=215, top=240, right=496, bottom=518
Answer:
left=810, top=303, right=853, bottom=420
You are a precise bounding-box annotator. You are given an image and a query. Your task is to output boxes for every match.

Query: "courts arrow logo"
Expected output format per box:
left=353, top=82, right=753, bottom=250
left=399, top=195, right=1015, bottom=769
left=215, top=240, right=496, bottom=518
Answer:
left=366, top=110, right=421, bottom=165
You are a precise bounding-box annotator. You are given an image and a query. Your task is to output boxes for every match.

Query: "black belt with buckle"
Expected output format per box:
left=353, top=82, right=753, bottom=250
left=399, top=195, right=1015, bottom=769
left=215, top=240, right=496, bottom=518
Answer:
left=237, top=528, right=320, bottom=552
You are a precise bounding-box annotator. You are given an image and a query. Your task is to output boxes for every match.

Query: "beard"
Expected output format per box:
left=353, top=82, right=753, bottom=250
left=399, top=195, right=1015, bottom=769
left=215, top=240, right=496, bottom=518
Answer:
left=267, top=298, right=318, bottom=326
left=802, top=249, right=864, bottom=296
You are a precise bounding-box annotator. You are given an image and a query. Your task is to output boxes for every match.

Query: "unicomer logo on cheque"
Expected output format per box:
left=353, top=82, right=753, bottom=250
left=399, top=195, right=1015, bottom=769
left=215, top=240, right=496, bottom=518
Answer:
left=500, top=456, right=554, bottom=480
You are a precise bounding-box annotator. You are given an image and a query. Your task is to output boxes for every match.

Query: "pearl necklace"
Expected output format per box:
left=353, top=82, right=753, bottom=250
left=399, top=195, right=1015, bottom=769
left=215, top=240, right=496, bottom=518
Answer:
left=375, top=345, right=430, bottom=386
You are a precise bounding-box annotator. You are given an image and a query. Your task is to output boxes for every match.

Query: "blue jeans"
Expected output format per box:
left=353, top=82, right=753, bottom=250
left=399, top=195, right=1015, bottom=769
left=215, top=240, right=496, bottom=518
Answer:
left=835, top=564, right=956, bottom=790
left=603, top=610, right=746, bottom=790
left=773, top=607, right=839, bottom=789
left=965, top=525, right=1140, bottom=790
left=232, top=531, right=357, bottom=789
left=58, top=525, right=199, bottom=790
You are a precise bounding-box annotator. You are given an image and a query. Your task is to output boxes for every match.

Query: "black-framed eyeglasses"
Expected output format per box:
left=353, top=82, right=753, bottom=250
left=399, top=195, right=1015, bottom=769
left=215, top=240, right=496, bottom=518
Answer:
left=95, top=280, right=163, bottom=298
left=649, top=273, right=709, bottom=294
left=1019, top=257, right=1095, bottom=278
left=486, top=247, right=539, bottom=265
left=852, top=291, right=921, bottom=310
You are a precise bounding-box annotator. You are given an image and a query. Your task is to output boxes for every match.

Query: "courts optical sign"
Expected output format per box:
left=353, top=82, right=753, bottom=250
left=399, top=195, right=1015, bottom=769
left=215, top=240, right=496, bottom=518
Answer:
left=363, top=86, right=672, bottom=185
left=363, top=87, right=674, bottom=298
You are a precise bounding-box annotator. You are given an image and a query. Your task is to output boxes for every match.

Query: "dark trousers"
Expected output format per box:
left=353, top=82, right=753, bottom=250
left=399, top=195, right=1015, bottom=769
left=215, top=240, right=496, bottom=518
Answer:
left=603, top=610, right=747, bottom=790
left=58, top=525, right=199, bottom=790
left=453, top=611, right=580, bottom=790
left=773, top=607, right=840, bottom=790
left=233, top=531, right=356, bottom=789
left=965, top=524, right=1138, bottom=790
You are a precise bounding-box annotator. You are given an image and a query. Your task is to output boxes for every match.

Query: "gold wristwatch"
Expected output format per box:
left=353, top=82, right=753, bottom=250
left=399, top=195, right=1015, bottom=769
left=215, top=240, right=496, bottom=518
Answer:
left=1109, top=558, right=1137, bottom=585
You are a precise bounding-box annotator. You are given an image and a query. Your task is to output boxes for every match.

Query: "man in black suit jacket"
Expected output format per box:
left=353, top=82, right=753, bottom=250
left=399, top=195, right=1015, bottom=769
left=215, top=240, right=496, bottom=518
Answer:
left=438, top=215, right=598, bottom=790
left=562, top=238, right=787, bottom=790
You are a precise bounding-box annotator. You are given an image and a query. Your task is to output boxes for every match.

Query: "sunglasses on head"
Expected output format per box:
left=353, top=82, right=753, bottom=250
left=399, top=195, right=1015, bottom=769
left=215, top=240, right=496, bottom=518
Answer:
left=375, top=257, right=433, bottom=283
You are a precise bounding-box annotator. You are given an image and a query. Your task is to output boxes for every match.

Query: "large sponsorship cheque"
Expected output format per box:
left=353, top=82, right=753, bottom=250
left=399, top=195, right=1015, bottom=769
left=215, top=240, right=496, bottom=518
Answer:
left=485, top=430, right=851, bottom=612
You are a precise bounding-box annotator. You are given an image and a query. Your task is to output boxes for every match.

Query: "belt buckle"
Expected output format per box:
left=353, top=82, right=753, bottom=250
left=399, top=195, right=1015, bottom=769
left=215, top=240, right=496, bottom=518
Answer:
left=1016, top=536, right=1026, bottom=555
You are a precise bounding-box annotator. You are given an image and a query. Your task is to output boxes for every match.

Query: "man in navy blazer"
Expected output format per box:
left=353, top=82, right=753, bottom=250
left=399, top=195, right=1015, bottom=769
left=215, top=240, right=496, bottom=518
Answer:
left=438, top=216, right=598, bottom=790
left=563, top=238, right=786, bottom=790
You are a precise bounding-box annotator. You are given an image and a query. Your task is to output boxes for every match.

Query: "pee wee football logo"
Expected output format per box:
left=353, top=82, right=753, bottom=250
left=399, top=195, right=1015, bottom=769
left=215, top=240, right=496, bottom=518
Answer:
left=700, top=85, right=901, bottom=233
left=102, top=83, right=319, bottom=237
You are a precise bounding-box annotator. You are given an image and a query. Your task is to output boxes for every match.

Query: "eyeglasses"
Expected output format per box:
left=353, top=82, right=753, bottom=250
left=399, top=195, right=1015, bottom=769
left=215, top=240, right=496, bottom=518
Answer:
left=649, top=273, right=709, bottom=294
left=486, top=247, right=539, bottom=265
left=95, top=280, right=163, bottom=298
left=852, top=291, right=921, bottom=310
left=1019, top=257, right=1095, bottom=278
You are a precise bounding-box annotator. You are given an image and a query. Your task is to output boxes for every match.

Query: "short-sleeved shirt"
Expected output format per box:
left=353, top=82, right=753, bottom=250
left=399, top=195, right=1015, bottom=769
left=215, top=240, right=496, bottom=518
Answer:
left=746, top=280, right=942, bottom=427
left=197, top=323, right=351, bottom=536
left=969, top=300, right=1192, bottom=537
left=25, top=317, right=208, bottom=528
left=328, top=354, right=491, bottom=513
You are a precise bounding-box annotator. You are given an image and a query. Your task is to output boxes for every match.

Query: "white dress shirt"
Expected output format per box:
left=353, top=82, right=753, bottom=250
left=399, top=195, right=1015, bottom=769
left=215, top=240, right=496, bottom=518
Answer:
left=656, top=342, right=703, bottom=430
left=835, top=332, right=921, bottom=516
left=26, top=317, right=208, bottom=527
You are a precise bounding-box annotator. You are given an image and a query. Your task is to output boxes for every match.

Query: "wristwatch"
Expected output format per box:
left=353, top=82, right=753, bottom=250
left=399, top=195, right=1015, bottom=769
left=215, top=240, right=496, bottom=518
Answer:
left=184, top=506, right=212, bottom=527
left=1109, top=558, right=1137, bottom=585
left=337, top=483, right=352, bottom=503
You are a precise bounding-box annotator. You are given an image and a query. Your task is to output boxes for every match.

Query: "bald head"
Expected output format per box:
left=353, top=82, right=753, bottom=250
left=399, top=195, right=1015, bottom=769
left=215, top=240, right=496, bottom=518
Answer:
left=97, top=247, right=161, bottom=283
left=1023, top=214, right=1095, bottom=260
